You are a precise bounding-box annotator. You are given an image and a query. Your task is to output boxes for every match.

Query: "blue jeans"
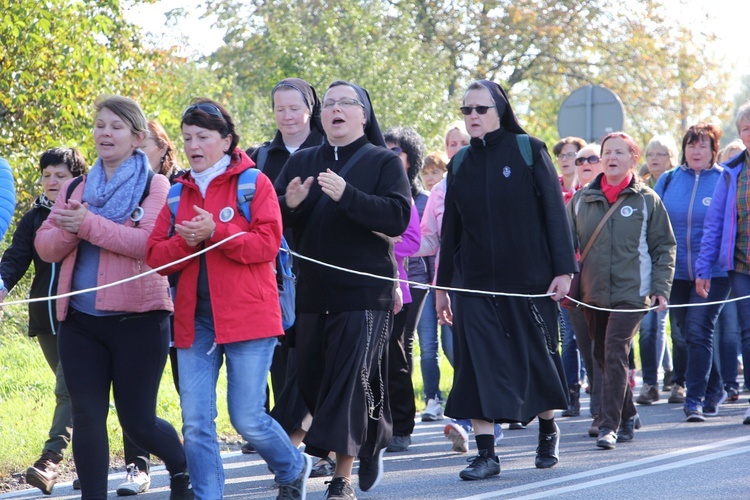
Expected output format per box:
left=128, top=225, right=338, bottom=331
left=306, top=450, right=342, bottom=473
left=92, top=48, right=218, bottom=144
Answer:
left=178, top=316, right=304, bottom=499
left=416, top=290, right=455, bottom=400
left=728, top=272, right=750, bottom=390
left=638, top=309, right=669, bottom=385
left=714, top=299, right=740, bottom=389
left=560, top=308, right=583, bottom=386
left=670, top=278, right=730, bottom=406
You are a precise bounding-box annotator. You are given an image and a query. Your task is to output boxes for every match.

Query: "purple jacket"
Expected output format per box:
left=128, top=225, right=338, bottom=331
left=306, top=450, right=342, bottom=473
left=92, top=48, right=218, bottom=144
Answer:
left=394, top=202, right=421, bottom=304
left=695, top=150, right=745, bottom=279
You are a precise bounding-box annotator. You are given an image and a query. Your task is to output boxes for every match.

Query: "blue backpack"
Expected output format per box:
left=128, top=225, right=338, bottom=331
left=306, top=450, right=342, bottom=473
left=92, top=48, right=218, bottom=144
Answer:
left=167, top=168, right=296, bottom=330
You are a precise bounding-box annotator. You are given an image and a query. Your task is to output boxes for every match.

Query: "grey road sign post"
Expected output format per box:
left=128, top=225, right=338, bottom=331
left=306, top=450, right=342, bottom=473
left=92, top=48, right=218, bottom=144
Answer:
left=557, top=85, right=625, bottom=143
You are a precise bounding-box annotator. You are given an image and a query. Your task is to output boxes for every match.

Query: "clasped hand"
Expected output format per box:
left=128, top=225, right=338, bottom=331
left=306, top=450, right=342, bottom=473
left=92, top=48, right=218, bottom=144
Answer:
left=48, top=199, right=87, bottom=234
left=174, top=206, right=216, bottom=247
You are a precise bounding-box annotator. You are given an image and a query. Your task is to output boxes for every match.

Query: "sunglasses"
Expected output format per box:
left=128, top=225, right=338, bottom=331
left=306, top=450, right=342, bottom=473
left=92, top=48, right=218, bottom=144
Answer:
left=390, top=146, right=403, bottom=155
left=182, top=103, right=224, bottom=118
left=460, top=105, right=493, bottom=115
left=575, top=155, right=601, bottom=166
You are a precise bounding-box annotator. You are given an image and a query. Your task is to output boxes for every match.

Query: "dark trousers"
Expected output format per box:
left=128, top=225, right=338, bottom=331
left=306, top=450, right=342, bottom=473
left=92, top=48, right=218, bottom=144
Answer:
left=388, top=287, right=429, bottom=436
left=568, top=307, right=601, bottom=417
left=584, top=307, right=645, bottom=431
left=58, top=309, right=186, bottom=499
left=36, top=334, right=72, bottom=456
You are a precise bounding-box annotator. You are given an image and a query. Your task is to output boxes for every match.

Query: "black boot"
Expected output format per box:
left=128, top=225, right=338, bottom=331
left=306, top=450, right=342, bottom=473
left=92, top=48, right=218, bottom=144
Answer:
left=561, top=384, right=581, bottom=417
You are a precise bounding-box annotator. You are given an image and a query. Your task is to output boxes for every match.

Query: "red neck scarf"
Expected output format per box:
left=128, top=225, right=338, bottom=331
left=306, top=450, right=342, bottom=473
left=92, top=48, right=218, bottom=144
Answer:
left=600, top=172, right=633, bottom=204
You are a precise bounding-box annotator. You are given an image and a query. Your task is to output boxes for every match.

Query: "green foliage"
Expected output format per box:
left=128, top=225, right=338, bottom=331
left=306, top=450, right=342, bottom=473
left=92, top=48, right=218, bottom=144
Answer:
left=0, top=0, right=234, bottom=225
left=205, top=0, right=734, bottom=154
left=206, top=0, right=457, bottom=150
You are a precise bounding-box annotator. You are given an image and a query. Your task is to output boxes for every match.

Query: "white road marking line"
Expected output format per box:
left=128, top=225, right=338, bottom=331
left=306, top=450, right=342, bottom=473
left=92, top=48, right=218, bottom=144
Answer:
left=456, top=436, right=750, bottom=500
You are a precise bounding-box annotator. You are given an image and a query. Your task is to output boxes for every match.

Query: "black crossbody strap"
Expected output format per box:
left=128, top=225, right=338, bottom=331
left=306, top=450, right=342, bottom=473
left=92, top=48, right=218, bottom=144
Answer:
left=298, top=143, right=377, bottom=248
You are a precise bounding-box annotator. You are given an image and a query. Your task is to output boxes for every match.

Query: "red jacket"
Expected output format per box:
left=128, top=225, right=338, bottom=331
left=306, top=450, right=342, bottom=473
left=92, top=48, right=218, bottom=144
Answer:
left=146, top=149, right=283, bottom=348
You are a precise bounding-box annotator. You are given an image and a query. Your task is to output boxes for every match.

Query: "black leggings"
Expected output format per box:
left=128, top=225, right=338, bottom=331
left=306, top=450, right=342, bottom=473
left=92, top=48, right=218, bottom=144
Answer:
left=58, top=309, right=187, bottom=499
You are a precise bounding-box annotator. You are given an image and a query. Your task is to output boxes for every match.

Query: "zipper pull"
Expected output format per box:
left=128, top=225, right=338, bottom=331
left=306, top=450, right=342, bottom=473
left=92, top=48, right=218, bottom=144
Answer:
left=334, top=146, right=338, bottom=161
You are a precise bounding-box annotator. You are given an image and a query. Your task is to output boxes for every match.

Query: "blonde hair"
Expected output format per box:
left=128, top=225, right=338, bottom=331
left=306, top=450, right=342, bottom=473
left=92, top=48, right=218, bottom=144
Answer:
left=95, top=95, right=147, bottom=136
left=422, top=151, right=448, bottom=173
left=718, top=139, right=745, bottom=164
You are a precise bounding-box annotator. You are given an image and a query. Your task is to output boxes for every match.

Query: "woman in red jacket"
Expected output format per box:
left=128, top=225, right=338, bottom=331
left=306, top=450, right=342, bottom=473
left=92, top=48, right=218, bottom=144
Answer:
left=146, top=98, right=311, bottom=499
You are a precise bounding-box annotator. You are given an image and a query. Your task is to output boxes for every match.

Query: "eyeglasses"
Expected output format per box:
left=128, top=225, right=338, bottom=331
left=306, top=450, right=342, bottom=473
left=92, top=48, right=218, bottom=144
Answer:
left=556, top=152, right=577, bottom=160
left=390, top=146, right=403, bottom=155
left=575, top=155, right=601, bottom=166
left=460, top=105, right=493, bottom=115
left=645, top=152, right=669, bottom=158
left=182, top=103, right=223, bottom=119
left=322, top=98, right=365, bottom=110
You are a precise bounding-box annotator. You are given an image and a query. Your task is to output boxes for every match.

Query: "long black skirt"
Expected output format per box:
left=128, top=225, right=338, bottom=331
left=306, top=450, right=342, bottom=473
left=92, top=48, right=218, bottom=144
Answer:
left=444, top=294, right=568, bottom=424
left=269, top=347, right=309, bottom=433
left=296, top=310, right=393, bottom=459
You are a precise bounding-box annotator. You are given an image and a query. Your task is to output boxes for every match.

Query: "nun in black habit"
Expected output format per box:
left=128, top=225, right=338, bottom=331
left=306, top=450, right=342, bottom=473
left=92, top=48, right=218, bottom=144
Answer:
left=275, top=81, right=411, bottom=497
left=435, top=80, right=577, bottom=480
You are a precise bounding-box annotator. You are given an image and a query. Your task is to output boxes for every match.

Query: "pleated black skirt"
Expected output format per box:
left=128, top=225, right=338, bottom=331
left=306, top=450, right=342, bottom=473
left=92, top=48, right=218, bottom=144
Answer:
left=445, top=294, right=568, bottom=424
left=295, top=310, right=393, bottom=459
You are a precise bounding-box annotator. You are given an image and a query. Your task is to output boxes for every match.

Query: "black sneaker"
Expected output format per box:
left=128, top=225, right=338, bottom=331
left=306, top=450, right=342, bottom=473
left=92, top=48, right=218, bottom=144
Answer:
left=357, top=448, right=385, bottom=492
left=459, top=449, right=501, bottom=480
left=169, top=472, right=194, bottom=500
left=617, top=416, right=636, bottom=442
left=25, top=449, right=63, bottom=495
left=703, top=389, right=728, bottom=417
left=325, top=476, right=356, bottom=500
left=684, top=403, right=706, bottom=423
left=241, top=442, right=257, bottom=454
left=310, top=456, right=336, bottom=478
left=535, top=424, right=559, bottom=468
left=72, top=477, right=81, bottom=490
left=385, top=435, right=411, bottom=453
left=561, top=384, right=581, bottom=417
left=277, top=453, right=312, bottom=500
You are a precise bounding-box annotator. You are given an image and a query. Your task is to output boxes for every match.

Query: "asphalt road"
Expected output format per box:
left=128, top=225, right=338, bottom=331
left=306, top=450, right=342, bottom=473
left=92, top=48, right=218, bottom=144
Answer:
left=3, top=388, right=749, bottom=499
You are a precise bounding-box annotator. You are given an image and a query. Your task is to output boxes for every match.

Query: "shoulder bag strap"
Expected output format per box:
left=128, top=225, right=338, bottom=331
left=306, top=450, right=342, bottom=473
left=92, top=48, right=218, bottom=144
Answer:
left=580, top=196, right=626, bottom=263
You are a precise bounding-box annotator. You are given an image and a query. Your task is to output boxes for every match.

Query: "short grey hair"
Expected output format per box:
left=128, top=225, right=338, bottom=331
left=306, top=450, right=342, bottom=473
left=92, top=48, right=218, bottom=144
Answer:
left=645, top=134, right=679, bottom=167
left=735, top=102, right=750, bottom=134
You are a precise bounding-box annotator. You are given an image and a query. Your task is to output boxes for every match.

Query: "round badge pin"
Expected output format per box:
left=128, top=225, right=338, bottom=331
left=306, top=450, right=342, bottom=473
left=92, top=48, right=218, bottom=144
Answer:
left=503, top=166, right=511, bottom=178
left=620, top=206, right=634, bottom=217
left=130, top=206, right=144, bottom=223
left=703, top=197, right=711, bottom=207
left=219, top=207, right=235, bottom=222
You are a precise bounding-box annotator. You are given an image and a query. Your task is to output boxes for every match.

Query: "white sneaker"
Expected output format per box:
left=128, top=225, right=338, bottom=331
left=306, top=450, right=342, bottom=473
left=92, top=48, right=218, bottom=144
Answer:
left=116, top=464, right=150, bottom=496
left=443, top=422, right=469, bottom=453
left=422, top=398, right=445, bottom=422
left=743, top=407, right=750, bottom=425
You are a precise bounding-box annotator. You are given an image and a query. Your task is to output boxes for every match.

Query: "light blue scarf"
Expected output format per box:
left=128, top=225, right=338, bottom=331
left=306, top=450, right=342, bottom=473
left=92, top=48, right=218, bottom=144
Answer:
left=83, top=150, right=149, bottom=223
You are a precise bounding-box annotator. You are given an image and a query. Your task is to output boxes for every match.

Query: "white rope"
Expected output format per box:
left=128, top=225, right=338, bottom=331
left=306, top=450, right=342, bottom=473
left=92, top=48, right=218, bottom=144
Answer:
left=0, top=232, right=245, bottom=307
left=287, top=249, right=750, bottom=312
left=3, top=233, right=748, bottom=315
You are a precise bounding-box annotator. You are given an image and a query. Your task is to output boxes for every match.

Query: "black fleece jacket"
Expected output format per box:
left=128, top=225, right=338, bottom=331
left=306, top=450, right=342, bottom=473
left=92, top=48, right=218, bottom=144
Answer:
left=275, top=135, right=411, bottom=313
left=0, top=199, right=59, bottom=336
left=250, top=128, right=325, bottom=184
